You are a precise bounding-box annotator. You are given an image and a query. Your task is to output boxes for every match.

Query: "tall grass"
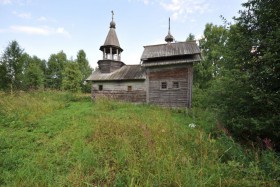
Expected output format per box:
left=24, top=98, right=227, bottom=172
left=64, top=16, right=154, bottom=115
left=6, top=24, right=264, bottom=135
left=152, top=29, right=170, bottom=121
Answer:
left=0, top=91, right=279, bottom=186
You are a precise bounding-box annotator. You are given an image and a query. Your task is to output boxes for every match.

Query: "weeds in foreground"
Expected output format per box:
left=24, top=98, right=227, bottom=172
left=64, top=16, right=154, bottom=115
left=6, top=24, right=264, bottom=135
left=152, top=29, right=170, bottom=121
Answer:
left=0, top=92, right=279, bottom=186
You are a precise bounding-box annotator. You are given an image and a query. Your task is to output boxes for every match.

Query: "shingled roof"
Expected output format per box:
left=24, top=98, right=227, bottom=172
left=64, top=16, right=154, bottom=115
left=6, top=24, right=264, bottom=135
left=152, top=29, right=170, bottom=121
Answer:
left=99, top=12, right=123, bottom=52
left=101, top=28, right=122, bottom=49
left=141, top=41, right=200, bottom=60
left=141, top=54, right=201, bottom=67
left=86, top=65, right=146, bottom=81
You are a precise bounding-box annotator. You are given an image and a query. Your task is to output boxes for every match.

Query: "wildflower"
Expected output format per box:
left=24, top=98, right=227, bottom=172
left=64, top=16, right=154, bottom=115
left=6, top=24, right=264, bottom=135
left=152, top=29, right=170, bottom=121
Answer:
left=188, top=123, right=196, bottom=128
left=263, top=138, right=273, bottom=150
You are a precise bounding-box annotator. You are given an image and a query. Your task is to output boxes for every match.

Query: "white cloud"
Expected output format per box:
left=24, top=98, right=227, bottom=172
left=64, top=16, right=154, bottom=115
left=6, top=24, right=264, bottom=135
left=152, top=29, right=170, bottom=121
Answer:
left=142, top=0, right=149, bottom=5
left=55, top=27, right=71, bottom=38
left=11, top=25, right=49, bottom=35
left=160, top=0, right=210, bottom=21
left=128, top=0, right=151, bottom=5
left=12, top=11, right=32, bottom=19
left=130, top=0, right=210, bottom=21
left=10, top=25, right=71, bottom=37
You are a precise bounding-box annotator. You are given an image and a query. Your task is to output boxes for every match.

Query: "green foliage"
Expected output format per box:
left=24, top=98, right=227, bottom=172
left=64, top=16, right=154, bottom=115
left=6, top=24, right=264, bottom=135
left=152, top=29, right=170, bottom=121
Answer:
left=0, top=91, right=279, bottom=186
left=76, top=50, right=92, bottom=93
left=22, top=54, right=45, bottom=90
left=62, top=61, right=83, bottom=92
left=76, top=50, right=91, bottom=80
left=194, top=24, right=228, bottom=88
left=0, top=41, right=92, bottom=93
left=216, top=0, right=280, bottom=149
left=0, top=63, right=8, bottom=90
left=46, top=51, right=68, bottom=89
left=195, top=0, right=280, bottom=151
left=0, top=40, right=24, bottom=92
left=186, top=33, right=195, bottom=41
left=82, top=81, right=92, bottom=93
left=25, top=63, right=44, bottom=89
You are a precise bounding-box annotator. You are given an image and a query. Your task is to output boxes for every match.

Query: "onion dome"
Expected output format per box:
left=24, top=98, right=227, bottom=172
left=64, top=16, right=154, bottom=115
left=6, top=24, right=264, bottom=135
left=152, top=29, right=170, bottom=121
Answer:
left=110, top=11, right=116, bottom=29
left=110, top=20, right=116, bottom=28
left=165, top=32, right=174, bottom=43
left=165, top=17, right=174, bottom=43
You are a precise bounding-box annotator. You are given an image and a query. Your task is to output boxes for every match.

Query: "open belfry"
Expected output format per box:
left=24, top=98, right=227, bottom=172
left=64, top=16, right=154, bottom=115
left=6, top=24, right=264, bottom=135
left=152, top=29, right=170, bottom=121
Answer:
left=87, top=11, right=201, bottom=108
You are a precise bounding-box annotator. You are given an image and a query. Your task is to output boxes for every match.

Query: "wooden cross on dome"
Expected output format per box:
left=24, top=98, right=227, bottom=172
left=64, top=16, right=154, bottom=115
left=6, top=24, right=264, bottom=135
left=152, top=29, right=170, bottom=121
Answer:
left=111, top=10, right=114, bottom=21
left=168, top=17, right=171, bottom=34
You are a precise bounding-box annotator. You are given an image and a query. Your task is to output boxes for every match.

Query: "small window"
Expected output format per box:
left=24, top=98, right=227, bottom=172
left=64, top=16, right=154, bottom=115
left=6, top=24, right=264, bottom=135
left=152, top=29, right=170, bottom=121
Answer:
left=127, top=86, right=132, bottom=92
left=172, top=82, right=179, bottom=89
left=98, top=85, right=103, bottom=91
left=161, top=82, right=167, bottom=90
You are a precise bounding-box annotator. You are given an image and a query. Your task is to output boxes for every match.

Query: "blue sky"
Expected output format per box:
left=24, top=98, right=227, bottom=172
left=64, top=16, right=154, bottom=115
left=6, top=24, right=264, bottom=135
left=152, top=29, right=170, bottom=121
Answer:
left=0, top=0, right=245, bottom=68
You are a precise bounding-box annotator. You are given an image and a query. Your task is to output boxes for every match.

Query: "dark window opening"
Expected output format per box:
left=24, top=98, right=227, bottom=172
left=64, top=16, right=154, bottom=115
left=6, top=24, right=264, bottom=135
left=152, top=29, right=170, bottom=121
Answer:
left=161, top=82, right=167, bottom=90
left=127, top=86, right=132, bottom=92
left=172, top=82, right=179, bottom=89
left=98, top=85, right=103, bottom=91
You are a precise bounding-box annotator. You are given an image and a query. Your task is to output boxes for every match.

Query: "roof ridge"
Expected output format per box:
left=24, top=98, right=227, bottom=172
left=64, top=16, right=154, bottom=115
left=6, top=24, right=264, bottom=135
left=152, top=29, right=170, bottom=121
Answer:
left=143, top=41, right=195, bottom=48
left=125, top=64, right=141, bottom=66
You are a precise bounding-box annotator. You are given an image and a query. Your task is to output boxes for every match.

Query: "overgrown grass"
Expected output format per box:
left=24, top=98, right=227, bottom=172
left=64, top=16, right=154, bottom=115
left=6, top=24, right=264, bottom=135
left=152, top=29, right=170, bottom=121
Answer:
left=0, top=91, right=279, bottom=186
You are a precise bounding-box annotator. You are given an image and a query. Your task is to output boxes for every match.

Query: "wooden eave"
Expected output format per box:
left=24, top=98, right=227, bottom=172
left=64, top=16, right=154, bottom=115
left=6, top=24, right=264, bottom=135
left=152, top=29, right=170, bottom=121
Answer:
left=86, top=65, right=146, bottom=81
left=141, top=56, right=201, bottom=67
left=141, top=41, right=200, bottom=60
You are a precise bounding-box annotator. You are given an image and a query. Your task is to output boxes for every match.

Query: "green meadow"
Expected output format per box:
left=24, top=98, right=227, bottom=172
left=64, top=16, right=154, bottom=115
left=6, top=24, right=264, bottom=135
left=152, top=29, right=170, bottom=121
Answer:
left=0, top=91, right=279, bottom=186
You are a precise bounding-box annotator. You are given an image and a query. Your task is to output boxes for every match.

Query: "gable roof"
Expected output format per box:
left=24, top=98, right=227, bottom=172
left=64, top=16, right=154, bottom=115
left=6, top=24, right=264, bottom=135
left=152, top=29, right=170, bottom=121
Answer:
left=86, top=65, right=146, bottom=81
left=141, top=41, right=200, bottom=60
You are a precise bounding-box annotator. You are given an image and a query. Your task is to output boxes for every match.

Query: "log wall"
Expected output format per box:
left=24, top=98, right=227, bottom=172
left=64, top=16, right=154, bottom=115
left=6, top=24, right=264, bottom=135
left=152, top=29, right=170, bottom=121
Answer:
left=146, top=64, right=193, bottom=108
left=92, top=81, right=146, bottom=103
left=97, top=60, right=124, bottom=73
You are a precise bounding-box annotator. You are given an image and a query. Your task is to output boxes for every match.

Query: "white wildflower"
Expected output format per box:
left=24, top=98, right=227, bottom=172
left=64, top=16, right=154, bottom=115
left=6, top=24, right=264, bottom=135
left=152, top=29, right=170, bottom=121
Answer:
left=188, top=123, right=196, bottom=128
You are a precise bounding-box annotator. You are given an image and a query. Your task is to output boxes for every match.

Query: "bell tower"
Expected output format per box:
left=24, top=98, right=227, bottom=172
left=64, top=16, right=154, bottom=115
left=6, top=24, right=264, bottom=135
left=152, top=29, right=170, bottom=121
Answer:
left=98, top=11, right=125, bottom=73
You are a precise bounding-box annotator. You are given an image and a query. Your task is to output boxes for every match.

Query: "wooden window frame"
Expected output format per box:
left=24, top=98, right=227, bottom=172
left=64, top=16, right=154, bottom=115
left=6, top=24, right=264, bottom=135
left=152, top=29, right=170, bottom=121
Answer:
left=98, top=85, right=103, bottom=91
left=160, top=81, right=168, bottom=90
left=172, top=81, right=180, bottom=89
left=127, top=85, right=132, bottom=92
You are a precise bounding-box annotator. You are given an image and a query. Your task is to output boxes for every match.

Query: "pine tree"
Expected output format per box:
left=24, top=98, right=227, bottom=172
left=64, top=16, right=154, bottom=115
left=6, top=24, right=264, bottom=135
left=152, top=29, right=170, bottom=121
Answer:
left=0, top=41, right=24, bottom=93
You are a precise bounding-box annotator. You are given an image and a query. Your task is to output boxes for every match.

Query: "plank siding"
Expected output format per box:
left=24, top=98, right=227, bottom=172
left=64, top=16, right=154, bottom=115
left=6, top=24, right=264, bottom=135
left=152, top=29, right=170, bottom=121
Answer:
left=93, top=90, right=146, bottom=103
left=187, top=65, right=193, bottom=108
left=92, top=81, right=145, bottom=91
left=92, top=81, right=146, bottom=103
left=147, top=65, right=191, bottom=108
left=97, top=60, right=124, bottom=73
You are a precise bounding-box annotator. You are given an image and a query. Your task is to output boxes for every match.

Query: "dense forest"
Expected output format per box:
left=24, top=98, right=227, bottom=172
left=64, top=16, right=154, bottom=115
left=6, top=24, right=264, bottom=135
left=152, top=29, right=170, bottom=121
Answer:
left=0, top=0, right=279, bottom=150
left=0, top=42, right=92, bottom=93
left=192, top=0, right=280, bottom=151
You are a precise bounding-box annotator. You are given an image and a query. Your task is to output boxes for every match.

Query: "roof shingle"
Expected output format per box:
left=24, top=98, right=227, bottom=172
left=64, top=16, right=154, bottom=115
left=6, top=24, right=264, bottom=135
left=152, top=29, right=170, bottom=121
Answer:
left=86, top=65, right=146, bottom=81
left=141, top=41, right=200, bottom=60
